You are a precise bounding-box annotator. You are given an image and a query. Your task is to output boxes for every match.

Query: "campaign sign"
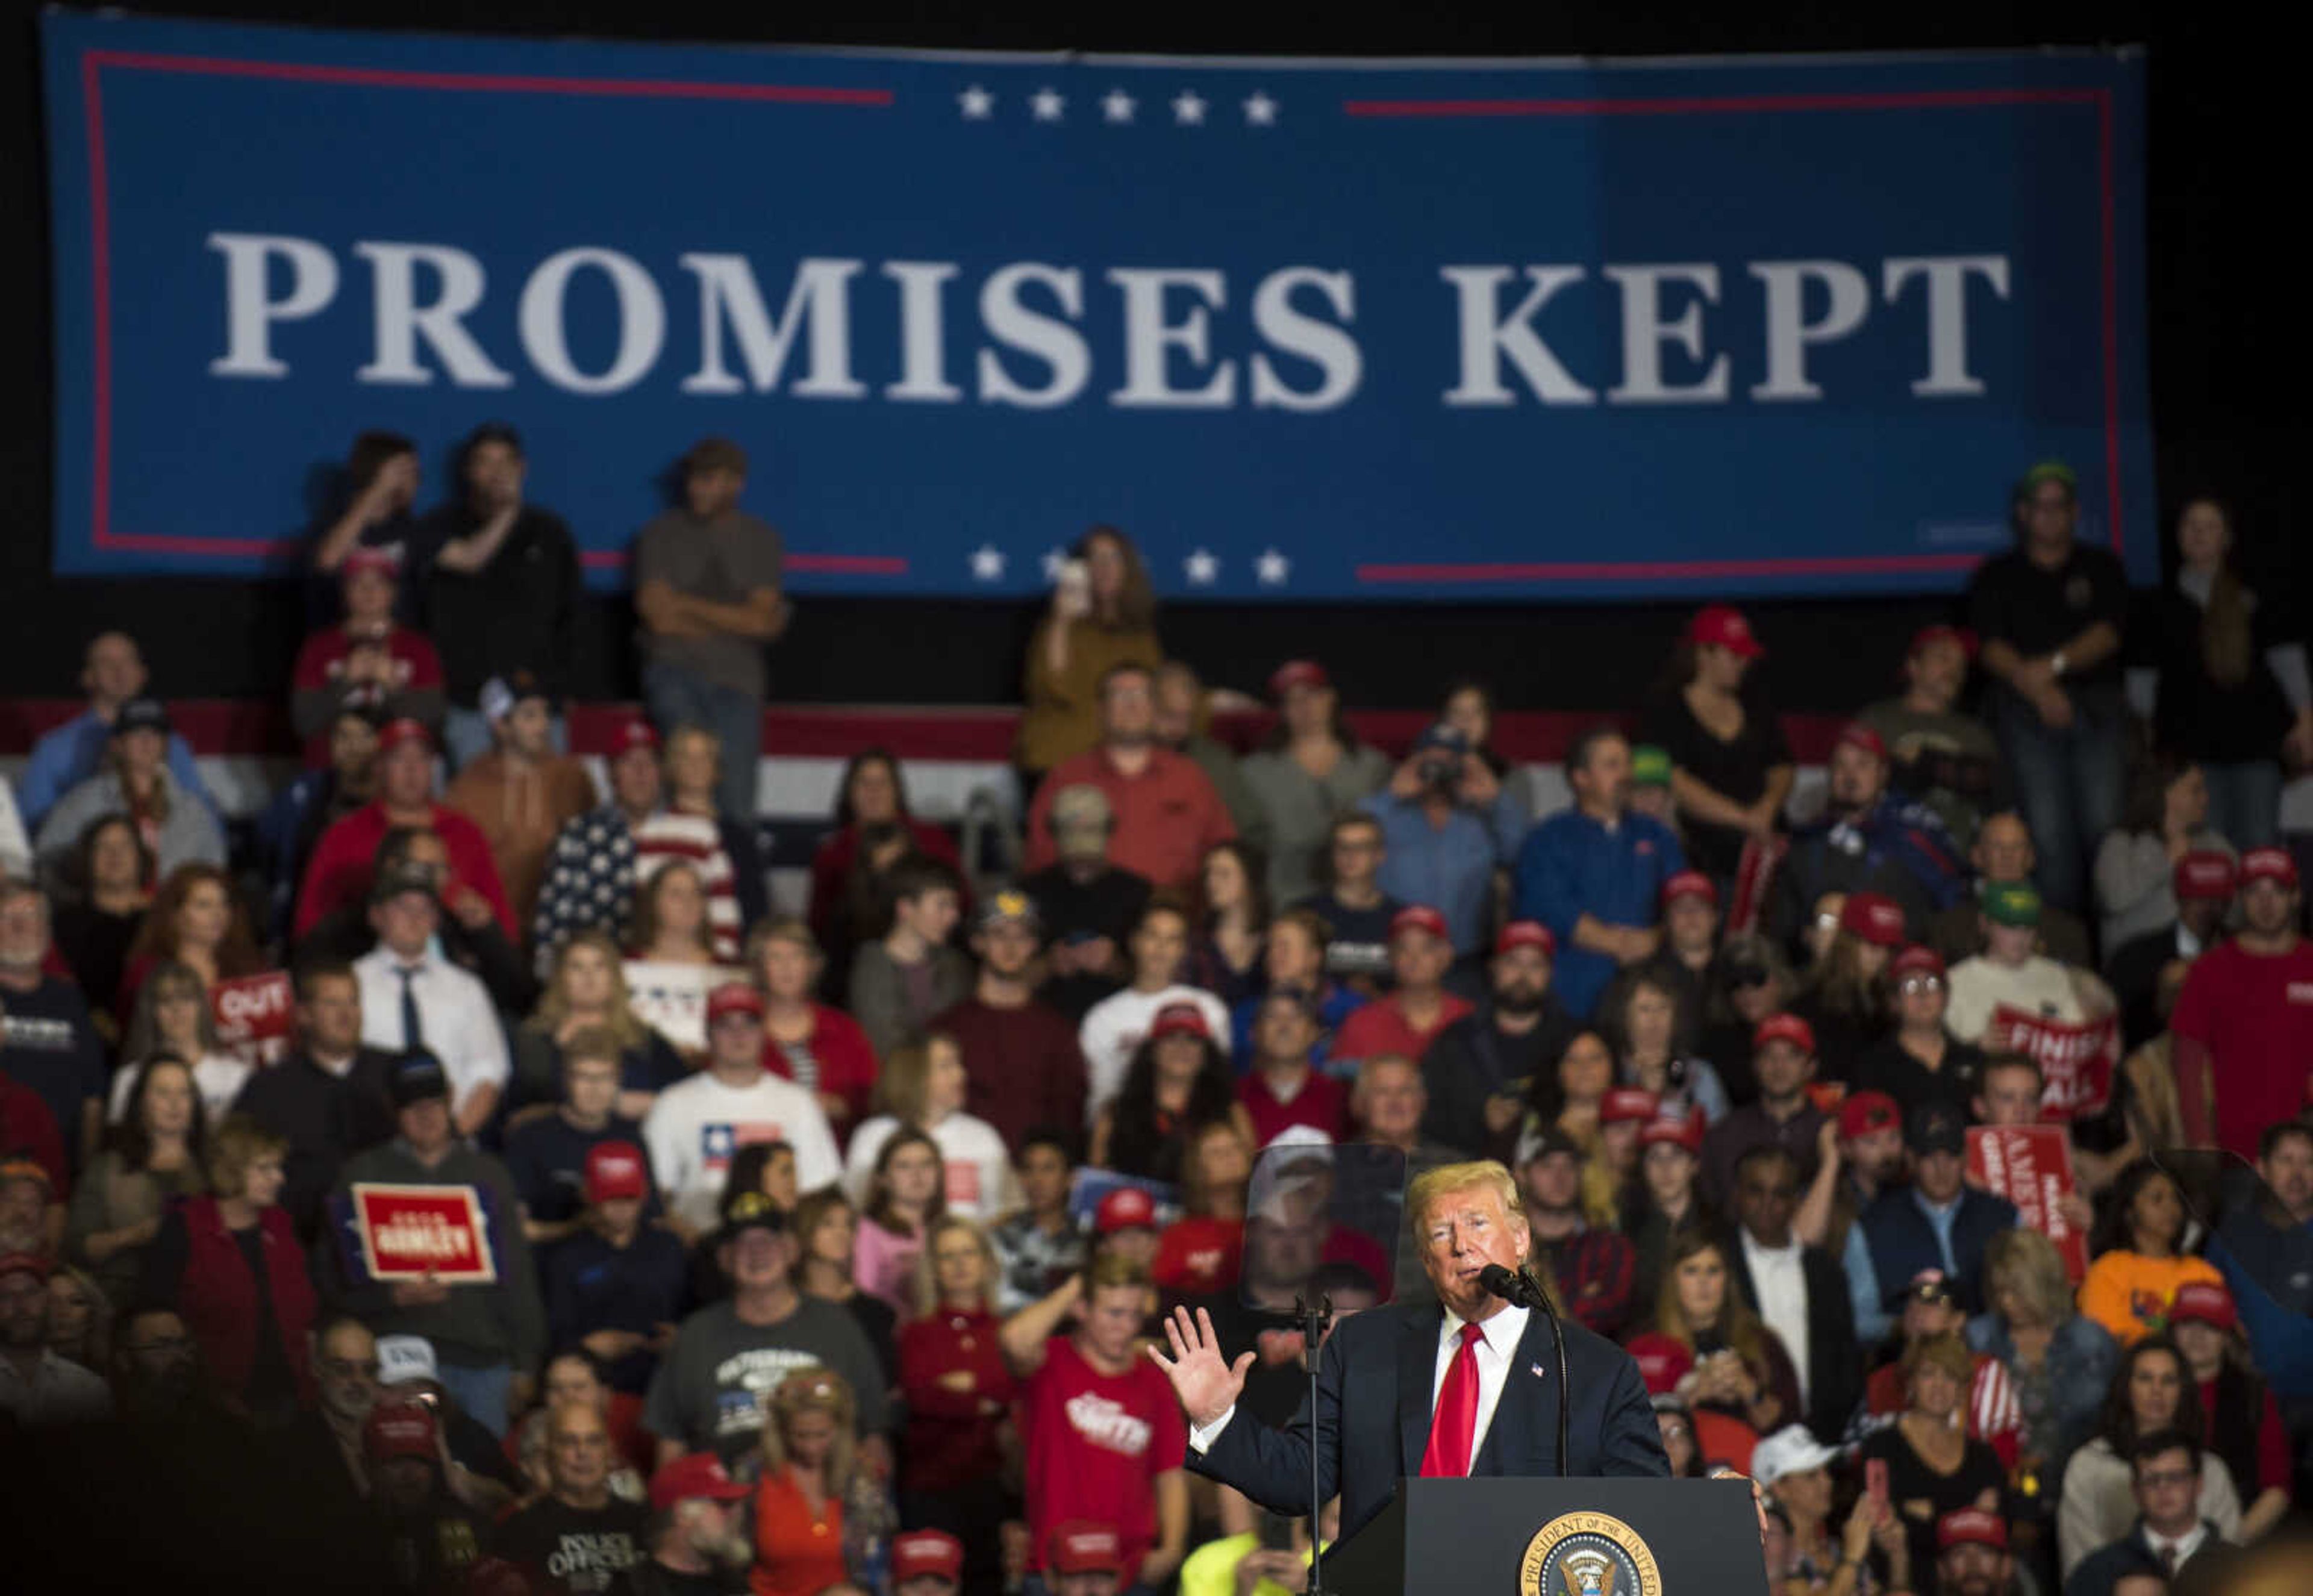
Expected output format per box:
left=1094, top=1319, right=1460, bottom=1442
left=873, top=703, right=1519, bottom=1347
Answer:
left=210, top=970, right=295, bottom=1069
left=1967, top=1124, right=2087, bottom=1280
left=351, top=1183, right=500, bottom=1283
left=1985, top=1006, right=2118, bottom=1121
left=42, top=14, right=2150, bottom=599
left=623, top=960, right=749, bottom=1052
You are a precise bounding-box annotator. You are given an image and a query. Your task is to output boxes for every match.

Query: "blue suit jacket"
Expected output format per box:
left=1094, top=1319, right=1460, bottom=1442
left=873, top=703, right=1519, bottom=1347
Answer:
left=1188, top=1299, right=1669, bottom=1545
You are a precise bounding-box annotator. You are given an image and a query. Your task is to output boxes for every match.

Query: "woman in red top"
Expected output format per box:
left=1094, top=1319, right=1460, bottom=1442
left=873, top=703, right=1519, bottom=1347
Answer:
left=807, top=749, right=966, bottom=996
left=898, top=1215, right=1018, bottom=1594
left=752, top=918, right=880, bottom=1132
left=1152, top=1120, right=1251, bottom=1299
left=137, top=1115, right=314, bottom=1423
left=751, top=1367, right=860, bottom=1596
left=287, top=549, right=445, bottom=766
left=114, top=862, right=266, bottom=1021
left=2168, top=1281, right=2293, bottom=1539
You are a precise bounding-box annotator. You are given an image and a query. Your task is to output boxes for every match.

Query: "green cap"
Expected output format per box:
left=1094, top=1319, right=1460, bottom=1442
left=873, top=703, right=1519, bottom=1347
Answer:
left=2018, top=460, right=2077, bottom=497
left=1982, top=881, right=2042, bottom=928
left=1629, top=745, right=1673, bottom=788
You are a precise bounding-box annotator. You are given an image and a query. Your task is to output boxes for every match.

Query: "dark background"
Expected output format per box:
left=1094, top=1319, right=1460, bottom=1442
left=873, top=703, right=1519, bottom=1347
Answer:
left=3, top=1, right=2300, bottom=716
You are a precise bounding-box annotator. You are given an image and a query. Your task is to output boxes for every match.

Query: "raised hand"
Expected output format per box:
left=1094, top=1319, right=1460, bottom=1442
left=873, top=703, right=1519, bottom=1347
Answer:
left=1147, top=1305, right=1255, bottom=1428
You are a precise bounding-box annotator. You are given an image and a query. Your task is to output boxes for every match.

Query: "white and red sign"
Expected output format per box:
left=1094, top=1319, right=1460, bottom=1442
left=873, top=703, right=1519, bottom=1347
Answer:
left=211, top=970, right=295, bottom=1069
left=1985, top=1005, right=2118, bottom=1121
left=351, top=1183, right=499, bottom=1283
left=1967, top=1125, right=2087, bottom=1280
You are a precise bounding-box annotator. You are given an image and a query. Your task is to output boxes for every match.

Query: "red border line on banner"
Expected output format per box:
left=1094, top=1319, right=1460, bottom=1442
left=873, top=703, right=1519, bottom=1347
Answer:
left=1342, top=83, right=2129, bottom=580
left=77, top=48, right=897, bottom=563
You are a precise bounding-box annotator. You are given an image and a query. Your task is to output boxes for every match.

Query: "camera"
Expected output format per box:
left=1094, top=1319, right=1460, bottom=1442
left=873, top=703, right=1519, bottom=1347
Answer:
left=1418, top=753, right=1460, bottom=791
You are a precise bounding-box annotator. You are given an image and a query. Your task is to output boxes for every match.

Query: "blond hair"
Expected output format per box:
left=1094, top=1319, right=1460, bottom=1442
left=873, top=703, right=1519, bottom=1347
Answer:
left=909, top=1214, right=1000, bottom=1320
left=874, top=1034, right=960, bottom=1127
left=760, top=1365, right=858, bottom=1495
left=205, top=1114, right=288, bottom=1197
left=1983, top=1229, right=2074, bottom=1329
left=530, top=930, right=648, bottom=1050
left=1405, top=1161, right=1525, bottom=1241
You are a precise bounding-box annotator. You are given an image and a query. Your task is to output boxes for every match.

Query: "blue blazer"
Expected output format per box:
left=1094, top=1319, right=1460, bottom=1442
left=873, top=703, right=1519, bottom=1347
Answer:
left=1188, top=1300, right=1669, bottom=1545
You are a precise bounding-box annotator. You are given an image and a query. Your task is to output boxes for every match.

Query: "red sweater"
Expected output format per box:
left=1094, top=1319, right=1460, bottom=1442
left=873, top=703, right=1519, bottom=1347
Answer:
left=173, top=1195, right=317, bottom=1405
left=2170, top=937, right=2313, bottom=1159
left=289, top=625, right=444, bottom=765
left=293, top=800, right=515, bottom=941
left=761, top=1005, right=881, bottom=1126
left=935, top=997, right=1088, bottom=1152
left=0, top=1077, right=66, bottom=1195
left=1238, top=1067, right=1350, bottom=1149
left=897, top=1306, right=1017, bottom=1494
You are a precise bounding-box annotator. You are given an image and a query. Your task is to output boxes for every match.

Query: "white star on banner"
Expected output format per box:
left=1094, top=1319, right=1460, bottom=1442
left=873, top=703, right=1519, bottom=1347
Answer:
left=1185, top=548, right=1220, bottom=585
left=1255, top=548, right=1290, bottom=585
left=969, top=544, right=1006, bottom=581
left=1243, top=92, right=1278, bottom=126
left=1041, top=547, right=1068, bottom=582
left=1172, top=90, right=1208, bottom=126
left=1031, top=87, right=1066, bottom=122
left=1102, top=89, right=1137, bottom=123
left=958, top=85, right=994, bottom=119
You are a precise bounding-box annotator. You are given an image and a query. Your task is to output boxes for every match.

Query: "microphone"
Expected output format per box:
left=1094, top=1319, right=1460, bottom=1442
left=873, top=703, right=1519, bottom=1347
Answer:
left=1476, top=1264, right=1571, bottom=1477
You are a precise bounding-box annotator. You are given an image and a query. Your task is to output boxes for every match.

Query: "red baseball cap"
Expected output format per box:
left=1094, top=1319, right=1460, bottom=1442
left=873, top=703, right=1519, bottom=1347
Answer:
left=376, top=717, right=434, bottom=756
left=613, top=718, right=664, bottom=756
left=1047, top=1521, right=1126, bottom=1576
left=1496, top=920, right=1556, bottom=959
left=1890, top=944, right=1946, bottom=982
left=1840, top=891, right=1907, bottom=949
left=1684, top=603, right=1765, bottom=659
left=1659, top=870, right=1718, bottom=909
left=1937, top=1508, right=2008, bottom=1553
left=1836, top=722, right=1888, bottom=762
left=1601, top=1087, right=1660, bottom=1126
left=1147, top=1002, right=1211, bottom=1043
left=1390, top=905, right=1450, bottom=944
left=1837, top=1089, right=1903, bottom=1142
left=2173, top=850, right=2238, bottom=903
left=2168, top=1280, right=2237, bottom=1334
left=1096, top=1186, right=1158, bottom=1235
left=584, top=1140, right=650, bottom=1204
left=0, top=1252, right=51, bottom=1285
left=1638, top=1112, right=1704, bottom=1154
left=2241, top=847, right=2300, bottom=891
left=363, top=1396, right=440, bottom=1462
left=891, top=1529, right=965, bottom=1585
left=1909, top=624, right=1979, bottom=660
left=1623, top=1332, right=1695, bottom=1395
left=705, top=982, right=766, bottom=1024
left=1753, top=1012, right=1817, bottom=1056
left=1267, top=659, right=1331, bottom=700
left=341, top=547, right=402, bottom=579
left=649, top=1451, right=752, bottom=1512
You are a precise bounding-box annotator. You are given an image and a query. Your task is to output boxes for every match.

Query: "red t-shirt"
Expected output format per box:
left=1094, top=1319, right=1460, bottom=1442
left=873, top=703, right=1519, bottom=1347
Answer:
left=1237, top=1068, right=1349, bottom=1149
left=293, top=801, right=516, bottom=941
left=898, top=1308, right=1017, bottom=1494
left=2199, top=1375, right=2294, bottom=1493
left=1022, top=747, right=1236, bottom=892
left=1332, top=993, right=1474, bottom=1067
left=1153, top=1216, right=1244, bottom=1298
left=0, top=1075, right=67, bottom=1195
left=2169, top=938, right=2313, bottom=1159
left=1022, top=1336, right=1185, bottom=1574
left=289, top=626, right=445, bottom=765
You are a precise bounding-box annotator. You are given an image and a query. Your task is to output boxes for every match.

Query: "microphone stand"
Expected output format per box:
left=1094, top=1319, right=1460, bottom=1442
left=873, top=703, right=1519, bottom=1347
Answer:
left=1294, top=1290, right=1332, bottom=1595
left=1492, top=1264, right=1570, bottom=1477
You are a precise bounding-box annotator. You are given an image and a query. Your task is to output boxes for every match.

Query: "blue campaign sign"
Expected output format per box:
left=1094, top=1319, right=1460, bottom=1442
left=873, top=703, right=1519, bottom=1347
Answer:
left=42, top=16, right=2151, bottom=599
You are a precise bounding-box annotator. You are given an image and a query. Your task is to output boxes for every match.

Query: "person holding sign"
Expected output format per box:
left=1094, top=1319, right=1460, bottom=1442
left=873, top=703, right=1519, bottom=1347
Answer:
left=1149, top=1159, right=1668, bottom=1551
left=2168, top=847, right=2313, bottom=1161
left=1946, top=883, right=2085, bottom=1044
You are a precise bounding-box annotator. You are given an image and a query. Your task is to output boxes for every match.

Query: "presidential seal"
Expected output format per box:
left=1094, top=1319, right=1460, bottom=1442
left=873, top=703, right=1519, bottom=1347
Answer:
left=1517, top=1511, right=1662, bottom=1596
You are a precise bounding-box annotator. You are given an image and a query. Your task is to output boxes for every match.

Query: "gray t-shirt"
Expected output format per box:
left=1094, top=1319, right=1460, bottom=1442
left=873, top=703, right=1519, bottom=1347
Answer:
left=633, top=509, right=785, bottom=698
left=640, top=1295, right=888, bottom=1464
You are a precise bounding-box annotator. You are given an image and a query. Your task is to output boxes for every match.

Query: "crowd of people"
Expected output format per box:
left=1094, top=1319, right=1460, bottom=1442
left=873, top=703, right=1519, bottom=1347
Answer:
left=2, top=430, right=2311, bottom=1596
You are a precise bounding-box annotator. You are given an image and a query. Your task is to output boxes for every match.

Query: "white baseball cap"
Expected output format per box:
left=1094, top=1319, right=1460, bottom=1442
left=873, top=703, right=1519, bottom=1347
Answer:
left=1748, top=1426, right=1840, bottom=1486
left=375, top=1333, right=440, bottom=1388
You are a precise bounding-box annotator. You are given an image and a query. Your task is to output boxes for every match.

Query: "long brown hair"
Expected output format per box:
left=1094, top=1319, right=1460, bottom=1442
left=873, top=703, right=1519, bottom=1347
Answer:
left=863, top=1127, right=948, bottom=1237
left=1650, top=1230, right=1771, bottom=1375
left=628, top=859, right=711, bottom=959
left=124, top=864, right=263, bottom=975
left=2181, top=499, right=2253, bottom=687
left=1076, top=525, right=1157, bottom=631
left=1801, top=930, right=1889, bottom=1025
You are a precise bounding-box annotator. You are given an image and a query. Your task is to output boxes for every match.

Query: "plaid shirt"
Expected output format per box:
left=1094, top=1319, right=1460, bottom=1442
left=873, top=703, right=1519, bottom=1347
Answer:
left=1536, top=1223, right=1638, bottom=1339
left=531, top=805, right=639, bottom=968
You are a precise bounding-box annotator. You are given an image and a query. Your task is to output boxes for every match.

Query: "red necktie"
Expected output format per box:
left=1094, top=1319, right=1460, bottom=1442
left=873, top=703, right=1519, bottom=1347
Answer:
left=1419, top=1321, right=1487, bottom=1478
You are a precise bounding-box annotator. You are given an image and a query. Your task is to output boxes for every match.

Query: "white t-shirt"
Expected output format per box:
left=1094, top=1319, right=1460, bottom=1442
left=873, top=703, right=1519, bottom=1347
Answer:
left=1944, top=954, right=2085, bottom=1044
left=1740, top=1229, right=1812, bottom=1406
left=841, top=1111, right=1022, bottom=1221
left=643, top=1067, right=844, bottom=1232
left=107, top=1052, right=251, bottom=1124
left=1076, top=984, right=1232, bottom=1126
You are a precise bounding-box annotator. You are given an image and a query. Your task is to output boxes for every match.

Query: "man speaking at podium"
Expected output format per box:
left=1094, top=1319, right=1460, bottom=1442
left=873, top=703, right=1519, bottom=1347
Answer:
left=1150, top=1159, right=1668, bottom=1543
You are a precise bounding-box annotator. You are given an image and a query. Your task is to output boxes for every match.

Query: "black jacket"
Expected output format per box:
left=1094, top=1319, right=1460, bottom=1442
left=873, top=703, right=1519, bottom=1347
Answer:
left=1422, top=999, right=1579, bottom=1160
left=2063, top=1518, right=2237, bottom=1596
left=1727, top=1232, right=1863, bottom=1445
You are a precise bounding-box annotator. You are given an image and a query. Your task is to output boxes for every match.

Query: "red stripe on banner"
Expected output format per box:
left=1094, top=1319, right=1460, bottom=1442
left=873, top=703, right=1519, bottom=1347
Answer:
left=1356, top=553, right=1981, bottom=583
left=84, top=49, right=896, bottom=105
left=0, top=699, right=1859, bottom=764
left=1340, top=87, right=2102, bottom=117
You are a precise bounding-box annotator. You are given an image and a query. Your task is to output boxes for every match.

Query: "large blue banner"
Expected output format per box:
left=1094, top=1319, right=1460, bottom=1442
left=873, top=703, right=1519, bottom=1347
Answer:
left=43, top=16, right=2150, bottom=599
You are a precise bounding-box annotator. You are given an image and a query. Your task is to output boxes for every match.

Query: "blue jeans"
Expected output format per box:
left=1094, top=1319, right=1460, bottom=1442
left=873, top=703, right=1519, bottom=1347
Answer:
left=441, top=707, right=567, bottom=775
left=434, top=1359, right=513, bottom=1438
left=1991, top=690, right=2126, bottom=917
left=643, top=662, right=763, bottom=822
left=2202, top=759, right=2283, bottom=852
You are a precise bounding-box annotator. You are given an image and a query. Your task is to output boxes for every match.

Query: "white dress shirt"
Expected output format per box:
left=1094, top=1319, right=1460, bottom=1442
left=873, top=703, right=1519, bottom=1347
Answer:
left=1740, top=1229, right=1811, bottom=1406
left=1190, top=1301, right=1531, bottom=1467
left=352, top=945, right=510, bottom=1114
left=2144, top=1521, right=2210, bottom=1573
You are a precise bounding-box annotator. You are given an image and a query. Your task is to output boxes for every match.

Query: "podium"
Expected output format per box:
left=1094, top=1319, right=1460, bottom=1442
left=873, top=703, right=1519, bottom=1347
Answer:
left=1321, top=1476, right=1770, bottom=1596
